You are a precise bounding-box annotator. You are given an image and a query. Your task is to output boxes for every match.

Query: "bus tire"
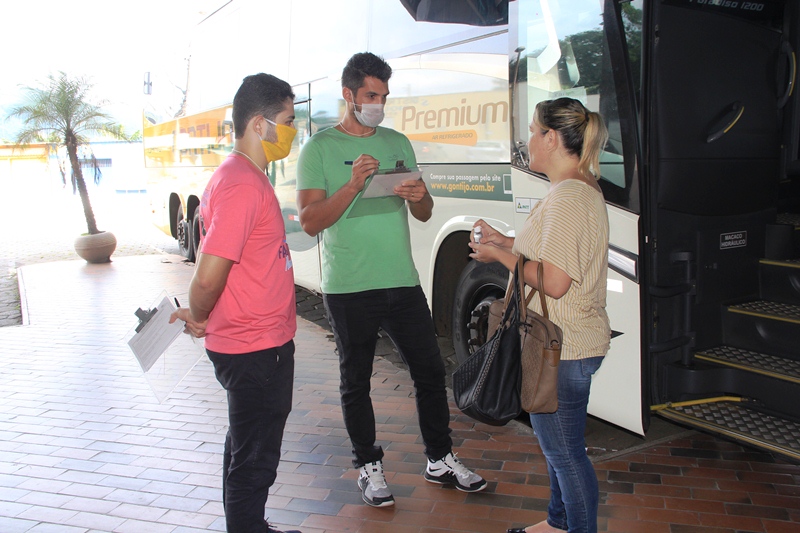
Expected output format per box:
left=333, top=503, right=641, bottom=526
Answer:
left=176, top=208, right=195, bottom=262
left=451, top=260, right=509, bottom=365
left=190, top=205, right=202, bottom=261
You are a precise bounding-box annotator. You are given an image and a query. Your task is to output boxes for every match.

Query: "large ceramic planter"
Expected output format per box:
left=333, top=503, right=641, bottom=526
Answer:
left=74, top=231, right=117, bottom=263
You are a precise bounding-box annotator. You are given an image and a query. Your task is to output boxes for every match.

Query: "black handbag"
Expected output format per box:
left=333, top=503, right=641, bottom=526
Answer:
left=452, top=261, right=523, bottom=426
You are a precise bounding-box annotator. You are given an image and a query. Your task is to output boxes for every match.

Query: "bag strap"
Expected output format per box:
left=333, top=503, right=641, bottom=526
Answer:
left=516, top=255, right=551, bottom=321
left=537, top=260, right=550, bottom=320
left=500, top=268, right=515, bottom=315
left=500, top=256, right=525, bottom=319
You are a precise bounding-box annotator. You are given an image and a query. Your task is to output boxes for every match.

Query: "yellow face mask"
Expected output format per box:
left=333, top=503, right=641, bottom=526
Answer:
left=261, top=118, right=297, bottom=162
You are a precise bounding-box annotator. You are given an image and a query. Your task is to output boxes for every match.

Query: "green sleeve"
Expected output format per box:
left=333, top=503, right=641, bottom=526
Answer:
left=296, top=137, right=326, bottom=192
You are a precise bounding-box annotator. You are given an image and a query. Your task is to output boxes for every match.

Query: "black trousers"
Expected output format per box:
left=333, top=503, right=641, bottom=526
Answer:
left=323, top=286, right=452, bottom=467
left=208, top=340, right=295, bottom=533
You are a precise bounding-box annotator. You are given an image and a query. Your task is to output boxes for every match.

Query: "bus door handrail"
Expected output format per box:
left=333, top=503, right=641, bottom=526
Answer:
left=648, top=252, right=696, bottom=365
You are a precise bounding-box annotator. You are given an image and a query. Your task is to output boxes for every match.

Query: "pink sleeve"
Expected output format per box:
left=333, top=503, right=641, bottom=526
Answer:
left=202, top=182, right=260, bottom=263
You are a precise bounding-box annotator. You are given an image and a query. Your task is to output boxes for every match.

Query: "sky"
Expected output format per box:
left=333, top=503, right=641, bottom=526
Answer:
left=0, top=0, right=224, bottom=142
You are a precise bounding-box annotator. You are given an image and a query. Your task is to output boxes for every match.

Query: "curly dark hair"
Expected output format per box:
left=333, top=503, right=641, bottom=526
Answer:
left=232, top=73, right=294, bottom=139
left=341, top=52, right=392, bottom=95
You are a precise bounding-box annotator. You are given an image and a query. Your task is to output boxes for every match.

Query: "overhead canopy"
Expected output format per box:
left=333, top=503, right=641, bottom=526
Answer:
left=399, top=0, right=509, bottom=26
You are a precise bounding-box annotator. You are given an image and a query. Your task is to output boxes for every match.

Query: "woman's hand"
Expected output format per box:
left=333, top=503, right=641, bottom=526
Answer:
left=468, top=240, right=497, bottom=263
left=471, top=219, right=512, bottom=249
left=468, top=219, right=512, bottom=263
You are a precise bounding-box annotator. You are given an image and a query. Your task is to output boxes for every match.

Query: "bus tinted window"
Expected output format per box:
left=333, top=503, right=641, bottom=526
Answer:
left=300, top=22, right=510, bottom=165
left=512, top=0, right=638, bottom=206
left=388, top=43, right=510, bottom=164
left=623, top=1, right=643, bottom=100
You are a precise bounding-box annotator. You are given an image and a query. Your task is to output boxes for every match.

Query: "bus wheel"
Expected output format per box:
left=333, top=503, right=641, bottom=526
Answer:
left=176, top=209, right=195, bottom=262
left=452, top=260, right=509, bottom=365
left=190, top=206, right=202, bottom=261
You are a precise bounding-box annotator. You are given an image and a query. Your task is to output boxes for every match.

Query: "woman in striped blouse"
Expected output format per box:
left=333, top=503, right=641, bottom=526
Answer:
left=469, top=97, right=610, bottom=533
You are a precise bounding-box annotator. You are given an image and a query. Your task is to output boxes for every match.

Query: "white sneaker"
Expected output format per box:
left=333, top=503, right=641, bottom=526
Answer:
left=424, top=452, right=487, bottom=492
left=357, top=460, right=395, bottom=507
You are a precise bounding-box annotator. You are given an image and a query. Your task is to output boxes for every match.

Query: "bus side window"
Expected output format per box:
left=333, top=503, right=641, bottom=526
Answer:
left=512, top=0, right=642, bottom=213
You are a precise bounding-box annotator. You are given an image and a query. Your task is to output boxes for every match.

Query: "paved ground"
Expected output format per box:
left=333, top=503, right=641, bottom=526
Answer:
left=1, top=174, right=799, bottom=532
left=4, top=252, right=800, bottom=533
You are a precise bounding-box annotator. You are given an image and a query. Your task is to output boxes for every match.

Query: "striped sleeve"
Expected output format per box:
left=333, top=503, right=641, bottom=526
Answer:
left=538, top=183, right=598, bottom=285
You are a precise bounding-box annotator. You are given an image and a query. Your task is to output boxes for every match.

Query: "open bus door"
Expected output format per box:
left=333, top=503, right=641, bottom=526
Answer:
left=643, top=0, right=800, bottom=461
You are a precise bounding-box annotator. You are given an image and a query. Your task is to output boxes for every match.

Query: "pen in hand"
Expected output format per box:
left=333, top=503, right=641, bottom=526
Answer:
left=344, top=161, right=353, bottom=165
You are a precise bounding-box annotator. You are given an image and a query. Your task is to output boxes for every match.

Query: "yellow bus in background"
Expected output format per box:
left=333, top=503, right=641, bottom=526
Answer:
left=144, top=105, right=231, bottom=254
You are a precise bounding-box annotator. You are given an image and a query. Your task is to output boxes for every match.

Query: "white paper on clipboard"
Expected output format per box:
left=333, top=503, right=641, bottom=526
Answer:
left=127, top=295, right=184, bottom=372
left=359, top=168, right=423, bottom=198
left=125, top=291, right=205, bottom=403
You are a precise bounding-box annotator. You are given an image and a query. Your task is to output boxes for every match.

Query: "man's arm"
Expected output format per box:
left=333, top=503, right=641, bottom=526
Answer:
left=189, top=252, right=234, bottom=321
left=297, top=187, right=358, bottom=237
left=169, top=252, right=233, bottom=337
left=396, top=138, right=430, bottom=222
left=408, top=193, right=433, bottom=222
left=297, top=154, right=377, bottom=236
left=395, top=179, right=433, bottom=222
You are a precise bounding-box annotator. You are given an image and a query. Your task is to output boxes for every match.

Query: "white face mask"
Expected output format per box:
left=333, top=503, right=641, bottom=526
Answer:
left=353, top=100, right=385, bottom=128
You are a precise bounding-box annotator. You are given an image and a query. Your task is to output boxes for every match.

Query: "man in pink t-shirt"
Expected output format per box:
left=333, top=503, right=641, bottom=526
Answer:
left=171, top=74, right=301, bottom=533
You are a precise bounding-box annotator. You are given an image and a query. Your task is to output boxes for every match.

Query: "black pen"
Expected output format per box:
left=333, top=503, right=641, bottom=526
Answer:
left=344, top=161, right=353, bottom=165
left=174, top=298, right=181, bottom=308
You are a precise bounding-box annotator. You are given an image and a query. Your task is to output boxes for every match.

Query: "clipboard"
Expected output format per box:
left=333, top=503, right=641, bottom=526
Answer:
left=347, top=167, right=422, bottom=219
left=125, top=291, right=205, bottom=403
left=360, top=168, right=423, bottom=198
left=128, top=294, right=184, bottom=372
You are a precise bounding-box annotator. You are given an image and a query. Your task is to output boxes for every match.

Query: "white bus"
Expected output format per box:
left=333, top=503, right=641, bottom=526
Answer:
left=144, top=0, right=800, bottom=460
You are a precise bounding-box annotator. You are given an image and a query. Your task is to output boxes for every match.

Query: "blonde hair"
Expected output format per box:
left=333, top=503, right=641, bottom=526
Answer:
left=533, top=98, right=609, bottom=179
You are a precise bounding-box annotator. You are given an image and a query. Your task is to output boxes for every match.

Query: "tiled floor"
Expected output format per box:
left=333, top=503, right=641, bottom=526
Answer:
left=1, top=255, right=798, bottom=533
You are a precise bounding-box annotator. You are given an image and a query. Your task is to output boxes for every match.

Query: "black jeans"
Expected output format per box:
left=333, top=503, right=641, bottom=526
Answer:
left=323, top=286, right=452, bottom=467
left=208, top=340, right=295, bottom=533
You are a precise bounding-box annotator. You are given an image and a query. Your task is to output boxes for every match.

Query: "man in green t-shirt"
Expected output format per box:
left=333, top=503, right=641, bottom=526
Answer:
left=296, top=52, right=486, bottom=508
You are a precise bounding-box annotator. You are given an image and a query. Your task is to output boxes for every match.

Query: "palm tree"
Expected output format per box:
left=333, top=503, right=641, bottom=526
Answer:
left=7, top=72, right=137, bottom=235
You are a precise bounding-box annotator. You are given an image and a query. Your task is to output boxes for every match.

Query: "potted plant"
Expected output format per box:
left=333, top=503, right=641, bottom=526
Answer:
left=7, top=72, right=138, bottom=263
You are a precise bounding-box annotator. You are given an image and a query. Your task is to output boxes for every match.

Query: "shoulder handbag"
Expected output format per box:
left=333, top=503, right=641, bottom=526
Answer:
left=488, top=255, right=562, bottom=414
left=452, top=261, right=523, bottom=426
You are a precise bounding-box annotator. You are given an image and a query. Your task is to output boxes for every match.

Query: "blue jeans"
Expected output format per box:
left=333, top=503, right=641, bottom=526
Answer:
left=323, top=286, right=452, bottom=467
left=208, top=340, right=295, bottom=533
left=530, top=356, right=604, bottom=533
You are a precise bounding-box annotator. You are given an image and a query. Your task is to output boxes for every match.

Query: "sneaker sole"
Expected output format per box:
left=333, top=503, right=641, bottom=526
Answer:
left=362, top=494, right=395, bottom=507
left=358, top=477, right=395, bottom=507
left=424, top=472, right=488, bottom=493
